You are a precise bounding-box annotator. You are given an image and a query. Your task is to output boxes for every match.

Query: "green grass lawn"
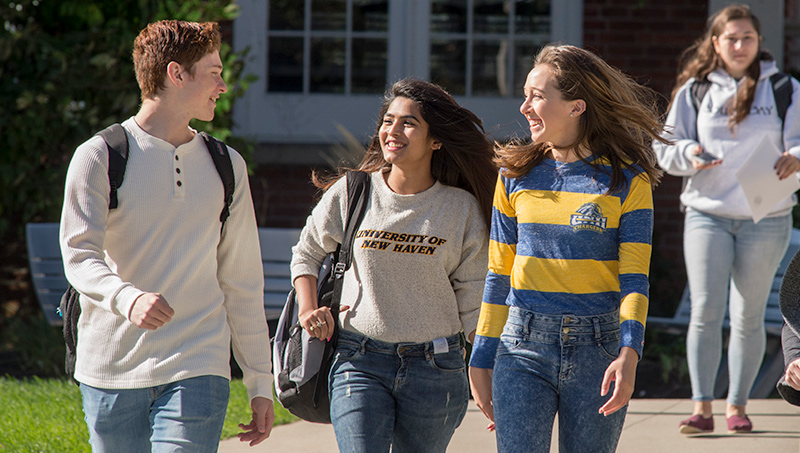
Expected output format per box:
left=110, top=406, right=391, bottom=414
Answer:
left=0, top=377, right=297, bottom=452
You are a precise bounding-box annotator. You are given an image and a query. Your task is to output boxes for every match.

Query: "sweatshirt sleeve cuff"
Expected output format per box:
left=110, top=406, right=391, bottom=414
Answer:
left=116, top=285, right=145, bottom=321
left=243, top=372, right=275, bottom=402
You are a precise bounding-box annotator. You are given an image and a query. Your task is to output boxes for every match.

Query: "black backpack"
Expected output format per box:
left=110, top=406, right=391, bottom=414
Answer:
left=60, top=123, right=235, bottom=383
left=272, top=170, right=370, bottom=424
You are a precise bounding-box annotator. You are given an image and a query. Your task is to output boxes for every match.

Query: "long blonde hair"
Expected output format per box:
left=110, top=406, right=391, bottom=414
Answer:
left=671, top=4, right=770, bottom=128
left=495, top=45, right=665, bottom=192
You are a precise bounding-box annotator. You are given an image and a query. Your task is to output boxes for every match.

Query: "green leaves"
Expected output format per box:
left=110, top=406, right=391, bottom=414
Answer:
left=0, top=0, right=255, bottom=244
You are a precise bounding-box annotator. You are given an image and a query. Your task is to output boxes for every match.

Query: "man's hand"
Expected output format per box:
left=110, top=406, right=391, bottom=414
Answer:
left=598, top=346, right=638, bottom=416
left=237, top=396, right=274, bottom=446
left=129, top=293, right=174, bottom=330
left=785, top=358, right=800, bottom=390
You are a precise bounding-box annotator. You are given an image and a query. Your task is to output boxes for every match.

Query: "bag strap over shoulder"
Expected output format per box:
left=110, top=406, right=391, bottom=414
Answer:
left=95, top=125, right=235, bottom=233
left=96, top=124, right=129, bottom=210
left=199, top=131, right=236, bottom=232
left=691, top=73, right=794, bottom=123
left=331, top=171, right=371, bottom=313
left=770, top=72, right=793, bottom=124
left=690, top=77, right=711, bottom=115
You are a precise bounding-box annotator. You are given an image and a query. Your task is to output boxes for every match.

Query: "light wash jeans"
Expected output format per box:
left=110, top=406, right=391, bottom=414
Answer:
left=80, top=375, right=229, bottom=453
left=683, top=209, right=791, bottom=406
left=329, top=329, right=469, bottom=453
left=492, top=307, right=626, bottom=453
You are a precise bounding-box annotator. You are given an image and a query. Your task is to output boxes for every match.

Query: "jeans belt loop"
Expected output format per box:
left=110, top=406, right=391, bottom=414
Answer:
left=359, top=336, right=368, bottom=355
left=593, top=317, right=602, bottom=340
left=523, top=311, right=532, bottom=335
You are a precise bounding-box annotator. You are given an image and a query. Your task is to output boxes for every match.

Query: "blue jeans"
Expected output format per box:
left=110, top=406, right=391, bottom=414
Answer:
left=329, top=329, right=469, bottom=453
left=684, top=210, right=791, bottom=406
left=492, top=307, right=626, bottom=453
left=80, top=375, right=229, bottom=453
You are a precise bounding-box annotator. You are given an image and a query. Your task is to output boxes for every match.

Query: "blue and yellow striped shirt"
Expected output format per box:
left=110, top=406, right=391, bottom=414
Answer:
left=469, top=157, right=653, bottom=369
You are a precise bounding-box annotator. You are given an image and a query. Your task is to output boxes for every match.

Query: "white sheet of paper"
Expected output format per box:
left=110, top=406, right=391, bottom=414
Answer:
left=735, top=135, right=800, bottom=223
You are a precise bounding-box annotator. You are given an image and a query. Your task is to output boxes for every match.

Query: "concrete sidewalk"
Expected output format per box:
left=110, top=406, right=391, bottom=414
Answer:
left=219, top=399, right=800, bottom=452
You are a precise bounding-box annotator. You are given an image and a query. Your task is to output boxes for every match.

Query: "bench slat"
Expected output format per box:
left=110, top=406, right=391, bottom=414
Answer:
left=27, top=223, right=302, bottom=325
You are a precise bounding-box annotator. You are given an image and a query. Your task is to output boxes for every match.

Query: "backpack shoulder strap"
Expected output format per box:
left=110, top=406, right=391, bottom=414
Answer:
left=96, top=123, right=129, bottom=210
left=770, top=72, right=793, bottom=124
left=690, top=77, right=711, bottom=114
left=331, top=170, right=371, bottom=312
left=199, top=132, right=235, bottom=232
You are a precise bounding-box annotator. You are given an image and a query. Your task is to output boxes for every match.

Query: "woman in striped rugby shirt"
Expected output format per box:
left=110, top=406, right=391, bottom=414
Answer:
left=468, top=44, right=666, bottom=452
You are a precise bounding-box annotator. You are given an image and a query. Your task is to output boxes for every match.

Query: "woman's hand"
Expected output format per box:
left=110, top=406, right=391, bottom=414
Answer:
left=294, top=275, right=349, bottom=340
left=299, top=306, right=336, bottom=340
left=468, top=366, right=496, bottom=431
left=775, top=152, right=800, bottom=180
left=689, top=145, right=722, bottom=171
left=598, top=346, right=638, bottom=416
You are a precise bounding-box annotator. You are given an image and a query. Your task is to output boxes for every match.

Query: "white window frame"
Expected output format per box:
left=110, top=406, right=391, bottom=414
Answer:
left=233, top=0, right=582, bottom=149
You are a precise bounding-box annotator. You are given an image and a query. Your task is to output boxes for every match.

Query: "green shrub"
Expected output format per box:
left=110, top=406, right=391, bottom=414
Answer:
left=0, top=0, right=258, bottom=359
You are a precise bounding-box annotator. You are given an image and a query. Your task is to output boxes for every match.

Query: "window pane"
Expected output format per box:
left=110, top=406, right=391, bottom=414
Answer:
left=431, top=0, right=467, bottom=33
left=474, top=0, right=508, bottom=34
left=310, top=38, right=345, bottom=93
left=353, top=0, right=388, bottom=32
left=269, top=0, right=304, bottom=31
left=312, top=0, right=346, bottom=31
left=473, top=41, right=506, bottom=96
left=515, top=0, right=550, bottom=34
left=352, top=38, right=387, bottom=94
left=430, top=40, right=466, bottom=95
left=514, top=42, right=544, bottom=97
left=268, top=37, right=303, bottom=92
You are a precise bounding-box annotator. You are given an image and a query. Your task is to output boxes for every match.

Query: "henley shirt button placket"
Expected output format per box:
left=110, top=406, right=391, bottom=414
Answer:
left=174, top=153, right=185, bottom=198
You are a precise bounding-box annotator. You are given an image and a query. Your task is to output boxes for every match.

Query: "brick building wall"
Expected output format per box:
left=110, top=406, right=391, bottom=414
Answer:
left=582, top=0, right=709, bottom=312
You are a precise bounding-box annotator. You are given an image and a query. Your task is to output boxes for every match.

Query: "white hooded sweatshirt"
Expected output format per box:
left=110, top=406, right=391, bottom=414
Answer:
left=654, top=60, right=800, bottom=219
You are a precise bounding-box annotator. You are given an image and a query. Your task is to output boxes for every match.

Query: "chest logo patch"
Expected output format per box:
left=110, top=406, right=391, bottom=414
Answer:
left=570, top=203, right=607, bottom=232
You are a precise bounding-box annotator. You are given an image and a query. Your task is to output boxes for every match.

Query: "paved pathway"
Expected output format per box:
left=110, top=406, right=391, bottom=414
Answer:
left=219, top=398, right=800, bottom=452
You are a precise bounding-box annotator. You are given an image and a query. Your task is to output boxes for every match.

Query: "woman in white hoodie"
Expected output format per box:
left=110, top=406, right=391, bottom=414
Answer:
left=654, top=4, right=800, bottom=435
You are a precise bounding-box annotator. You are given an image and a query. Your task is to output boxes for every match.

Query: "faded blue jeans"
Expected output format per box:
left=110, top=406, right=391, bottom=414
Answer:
left=329, top=329, right=469, bottom=453
left=684, top=209, right=791, bottom=406
left=492, top=307, right=626, bottom=453
left=80, top=375, right=229, bottom=453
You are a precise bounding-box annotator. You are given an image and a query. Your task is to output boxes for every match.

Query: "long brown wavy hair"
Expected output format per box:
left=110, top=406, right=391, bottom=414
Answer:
left=671, top=4, right=770, bottom=128
left=495, top=45, right=665, bottom=192
left=314, top=78, right=497, bottom=227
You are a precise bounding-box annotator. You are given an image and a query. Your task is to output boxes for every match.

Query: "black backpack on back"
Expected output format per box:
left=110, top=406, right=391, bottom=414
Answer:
left=60, top=123, right=235, bottom=383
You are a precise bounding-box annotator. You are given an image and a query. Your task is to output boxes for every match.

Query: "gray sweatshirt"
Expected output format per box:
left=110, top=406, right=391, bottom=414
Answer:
left=290, top=170, right=488, bottom=343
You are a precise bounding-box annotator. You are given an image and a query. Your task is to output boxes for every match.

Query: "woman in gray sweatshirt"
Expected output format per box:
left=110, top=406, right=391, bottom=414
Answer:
left=290, top=78, right=497, bottom=452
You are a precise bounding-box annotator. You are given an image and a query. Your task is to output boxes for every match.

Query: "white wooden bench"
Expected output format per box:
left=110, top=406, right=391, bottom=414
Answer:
left=647, top=228, right=800, bottom=398
left=25, top=223, right=300, bottom=326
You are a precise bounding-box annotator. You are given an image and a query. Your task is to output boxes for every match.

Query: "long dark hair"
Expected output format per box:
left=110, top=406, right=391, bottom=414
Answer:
left=671, top=4, right=769, bottom=128
left=315, top=78, right=497, bottom=227
left=495, top=45, right=665, bottom=192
